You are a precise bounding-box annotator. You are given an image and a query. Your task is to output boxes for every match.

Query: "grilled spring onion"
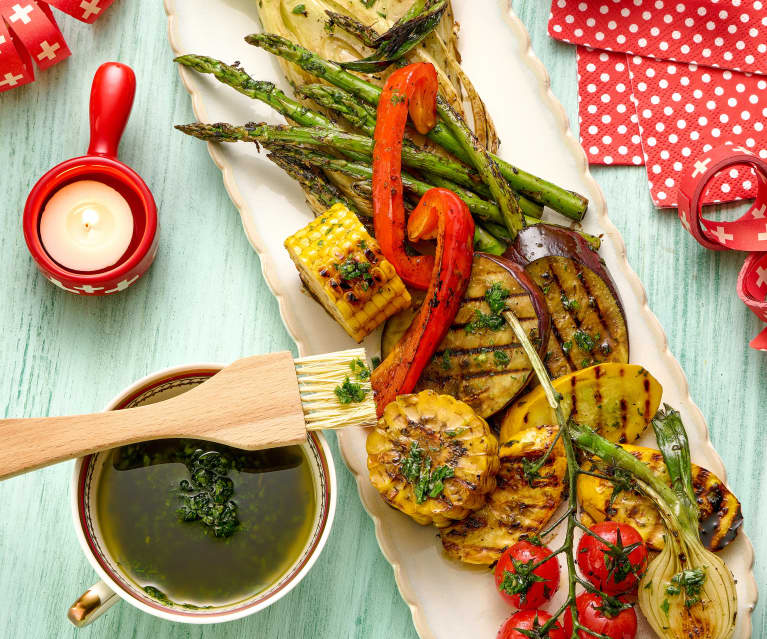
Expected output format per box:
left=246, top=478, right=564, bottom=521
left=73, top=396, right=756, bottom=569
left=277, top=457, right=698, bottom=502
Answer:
left=570, top=410, right=737, bottom=639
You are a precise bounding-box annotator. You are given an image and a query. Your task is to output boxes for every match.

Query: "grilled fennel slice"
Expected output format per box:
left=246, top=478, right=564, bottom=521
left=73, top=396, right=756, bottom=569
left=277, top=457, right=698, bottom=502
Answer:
left=440, top=424, right=567, bottom=565
left=253, top=0, right=498, bottom=151
left=404, top=254, right=550, bottom=418
left=366, top=390, right=499, bottom=527
left=578, top=444, right=743, bottom=552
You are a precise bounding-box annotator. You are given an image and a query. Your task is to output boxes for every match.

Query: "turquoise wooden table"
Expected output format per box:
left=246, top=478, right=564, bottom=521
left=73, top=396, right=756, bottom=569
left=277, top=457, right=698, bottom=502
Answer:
left=0, top=2, right=763, bottom=638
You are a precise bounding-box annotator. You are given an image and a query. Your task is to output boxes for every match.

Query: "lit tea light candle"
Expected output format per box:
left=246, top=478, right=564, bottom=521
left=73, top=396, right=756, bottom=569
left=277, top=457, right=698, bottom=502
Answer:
left=40, top=180, right=134, bottom=272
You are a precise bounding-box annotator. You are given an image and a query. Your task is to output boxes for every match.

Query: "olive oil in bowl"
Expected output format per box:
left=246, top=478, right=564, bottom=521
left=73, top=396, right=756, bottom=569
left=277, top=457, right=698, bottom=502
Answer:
left=96, top=439, right=316, bottom=609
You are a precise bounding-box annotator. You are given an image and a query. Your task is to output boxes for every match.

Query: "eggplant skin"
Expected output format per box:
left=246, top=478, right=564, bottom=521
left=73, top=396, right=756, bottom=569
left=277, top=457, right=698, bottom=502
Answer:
left=578, top=444, right=743, bottom=552
left=440, top=425, right=566, bottom=565
left=506, top=224, right=629, bottom=380
left=413, top=254, right=551, bottom=418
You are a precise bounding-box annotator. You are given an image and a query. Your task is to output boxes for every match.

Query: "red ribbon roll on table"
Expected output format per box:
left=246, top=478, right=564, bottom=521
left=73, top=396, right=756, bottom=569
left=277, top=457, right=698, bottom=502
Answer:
left=0, top=0, right=114, bottom=92
left=677, top=144, right=767, bottom=352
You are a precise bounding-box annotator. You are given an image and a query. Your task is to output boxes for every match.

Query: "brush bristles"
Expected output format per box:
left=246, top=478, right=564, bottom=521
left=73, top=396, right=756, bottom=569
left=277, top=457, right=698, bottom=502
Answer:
left=294, top=348, right=378, bottom=432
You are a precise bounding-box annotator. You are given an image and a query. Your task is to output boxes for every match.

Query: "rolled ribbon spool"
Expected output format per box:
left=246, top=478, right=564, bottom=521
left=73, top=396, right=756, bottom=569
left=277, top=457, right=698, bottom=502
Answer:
left=677, top=144, right=767, bottom=351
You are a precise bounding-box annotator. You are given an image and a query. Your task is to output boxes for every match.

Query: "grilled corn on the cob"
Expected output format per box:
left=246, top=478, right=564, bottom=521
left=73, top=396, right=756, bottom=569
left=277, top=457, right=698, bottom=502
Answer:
left=367, top=390, right=499, bottom=527
left=285, top=203, right=411, bottom=342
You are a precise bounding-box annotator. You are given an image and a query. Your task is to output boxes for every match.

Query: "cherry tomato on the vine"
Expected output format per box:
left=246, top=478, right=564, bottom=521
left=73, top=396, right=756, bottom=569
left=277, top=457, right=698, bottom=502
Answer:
left=494, top=540, right=561, bottom=609
left=563, top=592, right=638, bottom=639
left=577, top=522, right=647, bottom=594
left=497, top=610, right=566, bottom=639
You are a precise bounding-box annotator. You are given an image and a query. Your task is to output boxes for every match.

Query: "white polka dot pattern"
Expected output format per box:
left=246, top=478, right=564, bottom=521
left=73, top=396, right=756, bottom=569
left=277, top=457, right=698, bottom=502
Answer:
left=627, top=56, right=766, bottom=206
left=549, top=0, right=767, bottom=76
left=577, top=47, right=643, bottom=165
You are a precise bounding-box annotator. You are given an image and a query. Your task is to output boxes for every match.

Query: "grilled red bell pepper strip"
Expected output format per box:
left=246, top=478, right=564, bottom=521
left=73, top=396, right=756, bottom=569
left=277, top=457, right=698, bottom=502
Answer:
left=372, top=62, right=440, bottom=290
left=371, top=62, right=475, bottom=416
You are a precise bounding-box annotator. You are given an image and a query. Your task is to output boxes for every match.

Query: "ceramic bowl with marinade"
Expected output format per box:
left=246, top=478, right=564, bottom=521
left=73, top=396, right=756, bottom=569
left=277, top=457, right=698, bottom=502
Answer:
left=68, top=364, right=337, bottom=626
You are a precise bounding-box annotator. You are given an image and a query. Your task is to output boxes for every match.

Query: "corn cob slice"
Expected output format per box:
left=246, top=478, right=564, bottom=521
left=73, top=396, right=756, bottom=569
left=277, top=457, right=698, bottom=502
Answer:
left=285, top=203, right=412, bottom=342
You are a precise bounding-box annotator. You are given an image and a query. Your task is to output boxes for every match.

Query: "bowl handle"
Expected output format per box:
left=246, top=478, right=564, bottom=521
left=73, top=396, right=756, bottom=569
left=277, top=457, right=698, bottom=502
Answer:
left=67, top=580, right=120, bottom=627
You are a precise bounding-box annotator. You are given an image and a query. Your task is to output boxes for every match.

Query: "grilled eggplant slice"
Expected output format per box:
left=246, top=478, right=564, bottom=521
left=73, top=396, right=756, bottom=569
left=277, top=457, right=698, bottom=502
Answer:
left=578, top=444, right=743, bottom=552
left=366, top=390, right=499, bottom=527
left=411, top=254, right=550, bottom=418
left=501, top=363, right=662, bottom=445
left=507, top=225, right=628, bottom=380
left=440, top=424, right=567, bottom=565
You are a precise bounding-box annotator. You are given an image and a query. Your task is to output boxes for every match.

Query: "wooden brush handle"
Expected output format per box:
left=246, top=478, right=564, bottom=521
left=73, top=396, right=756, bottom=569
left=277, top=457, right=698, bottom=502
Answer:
left=0, top=352, right=307, bottom=481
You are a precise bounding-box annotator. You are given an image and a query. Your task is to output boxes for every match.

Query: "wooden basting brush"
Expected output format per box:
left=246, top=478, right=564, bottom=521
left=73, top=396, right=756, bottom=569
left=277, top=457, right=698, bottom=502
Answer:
left=0, top=348, right=377, bottom=480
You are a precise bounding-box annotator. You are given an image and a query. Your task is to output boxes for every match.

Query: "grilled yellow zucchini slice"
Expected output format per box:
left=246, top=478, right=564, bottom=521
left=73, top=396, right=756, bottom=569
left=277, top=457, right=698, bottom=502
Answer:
left=366, top=390, right=499, bottom=527
left=578, top=444, right=743, bottom=551
left=500, top=363, right=662, bottom=445
left=440, top=425, right=567, bottom=565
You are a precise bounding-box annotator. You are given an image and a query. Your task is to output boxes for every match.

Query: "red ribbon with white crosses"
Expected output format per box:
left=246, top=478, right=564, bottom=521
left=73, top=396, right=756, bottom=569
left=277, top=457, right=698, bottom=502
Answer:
left=677, top=144, right=767, bottom=352
left=0, top=0, right=113, bottom=92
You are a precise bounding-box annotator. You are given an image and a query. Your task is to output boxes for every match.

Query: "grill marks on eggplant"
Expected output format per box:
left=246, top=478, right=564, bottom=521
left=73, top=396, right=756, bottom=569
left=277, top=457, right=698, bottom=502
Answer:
left=526, top=257, right=629, bottom=380
left=414, top=255, right=549, bottom=418
left=440, top=425, right=567, bottom=565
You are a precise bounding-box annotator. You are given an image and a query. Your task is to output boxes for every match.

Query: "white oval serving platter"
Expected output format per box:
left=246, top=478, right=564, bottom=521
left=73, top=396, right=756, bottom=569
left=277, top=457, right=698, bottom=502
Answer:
left=165, top=1, right=757, bottom=636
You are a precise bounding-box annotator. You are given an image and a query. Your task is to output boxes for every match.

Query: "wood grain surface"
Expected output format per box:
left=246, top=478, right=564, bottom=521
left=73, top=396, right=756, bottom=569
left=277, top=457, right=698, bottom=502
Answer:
left=0, top=2, right=763, bottom=638
left=0, top=352, right=308, bottom=480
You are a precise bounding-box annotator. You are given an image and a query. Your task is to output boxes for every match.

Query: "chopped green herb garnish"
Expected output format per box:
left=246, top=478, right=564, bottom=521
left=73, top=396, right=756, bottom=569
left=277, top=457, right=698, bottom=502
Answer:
left=667, top=568, right=707, bottom=607
left=350, top=358, right=371, bottom=380
left=338, top=258, right=373, bottom=284
left=485, top=282, right=511, bottom=314
left=446, top=427, right=468, bottom=438
left=465, top=309, right=506, bottom=334
left=400, top=442, right=454, bottom=503
left=494, top=349, right=511, bottom=368
left=661, top=598, right=670, bottom=616
left=291, top=3, right=306, bottom=14
left=334, top=376, right=367, bottom=404
left=561, top=292, right=579, bottom=312
left=562, top=341, right=573, bottom=355
left=573, top=329, right=599, bottom=353
left=499, top=560, right=547, bottom=604
left=441, top=349, right=452, bottom=370
left=176, top=449, right=240, bottom=538
left=390, top=92, right=405, bottom=104
left=360, top=0, right=376, bottom=6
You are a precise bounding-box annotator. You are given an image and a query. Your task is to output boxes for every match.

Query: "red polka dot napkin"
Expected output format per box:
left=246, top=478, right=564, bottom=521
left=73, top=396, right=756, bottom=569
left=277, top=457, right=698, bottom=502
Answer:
left=549, top=0, right=767, bottom=207
left=0, top=0, right=114, bottom=92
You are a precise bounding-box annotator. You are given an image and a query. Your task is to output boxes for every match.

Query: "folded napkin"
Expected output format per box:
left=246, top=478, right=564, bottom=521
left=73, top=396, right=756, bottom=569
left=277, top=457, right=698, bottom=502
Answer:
left=550, top=0, right=767, bottom=207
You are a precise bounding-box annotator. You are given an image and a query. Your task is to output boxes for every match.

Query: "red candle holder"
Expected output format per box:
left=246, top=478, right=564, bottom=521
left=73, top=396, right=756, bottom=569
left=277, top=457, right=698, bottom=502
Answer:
left=23, top=62, right=158, bottom=295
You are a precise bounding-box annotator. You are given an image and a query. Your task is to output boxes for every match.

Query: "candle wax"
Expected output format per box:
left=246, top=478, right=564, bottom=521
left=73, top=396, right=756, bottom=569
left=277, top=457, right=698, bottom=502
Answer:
left=40, top=180, right=134, bottom=272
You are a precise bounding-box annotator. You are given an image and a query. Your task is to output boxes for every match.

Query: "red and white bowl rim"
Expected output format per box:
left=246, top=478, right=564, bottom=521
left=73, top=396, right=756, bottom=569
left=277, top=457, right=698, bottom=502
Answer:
left=70, top=363, right=337, bottom=624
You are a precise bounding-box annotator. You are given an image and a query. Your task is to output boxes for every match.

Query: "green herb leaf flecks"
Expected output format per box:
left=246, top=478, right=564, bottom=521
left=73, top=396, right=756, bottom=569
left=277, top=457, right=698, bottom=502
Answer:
left=465, top=309, right=506, bottom=334
left=334, top=376, right=367, bottom=404
left=485, top=282, right=511, bottom=314
left=440, top=349, right=452, bottom=370
left=338, top=258, right=373, bottom=286
left=499, top=560, right=547, bottom=605
left=291, top=3, right=306, bottom=14
left=661, top=598, right=670, bottom=616
left=493, top=349, right=511, bottom=368
left=560, top=291, right=579, bottom=312
left=400, top=441, right=454, bottom=504
left=562, top=340, right=573, bottom=355
left=349, top=357, right=371, bottom=380
left=445, top=426, right=468, bottom=438
left=361, top=0, right=376, bottom=7
left=371, top=355, right=382, bottom=369
left=573, top=328, right=599, bottom=353
left=666, top=568, right=707, bottom=608
left=176, top=449, right=240, bottom=538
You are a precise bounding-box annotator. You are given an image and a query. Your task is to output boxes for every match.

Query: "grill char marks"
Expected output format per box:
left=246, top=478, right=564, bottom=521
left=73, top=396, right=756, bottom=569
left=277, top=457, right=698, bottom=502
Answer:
left=414, top=255, right=550, bottom=418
